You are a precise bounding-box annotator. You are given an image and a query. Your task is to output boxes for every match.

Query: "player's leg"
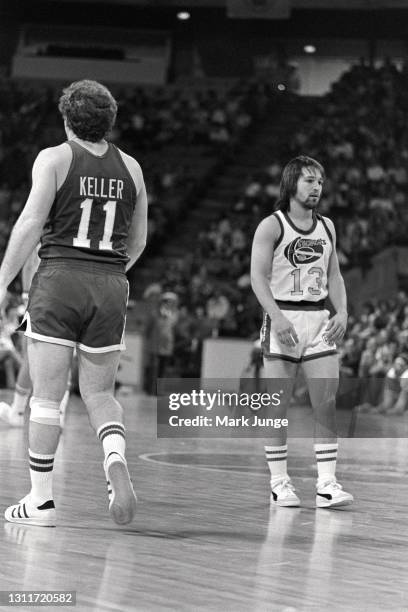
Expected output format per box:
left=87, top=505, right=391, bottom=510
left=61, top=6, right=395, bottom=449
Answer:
left=0, top=336, right=31, bottom=427
left=302, top=354, right=353, bottom=508
left=302, top=354, right=338, bottom=443
left=5, top=339, right=73, bottom=526
left=77, top=348, right=136, bottom=525
left=264, top=358, right=300, bottom=507
left=0, top=333, right=71, bottom=429
left=58, top=368, right=72, bottom=429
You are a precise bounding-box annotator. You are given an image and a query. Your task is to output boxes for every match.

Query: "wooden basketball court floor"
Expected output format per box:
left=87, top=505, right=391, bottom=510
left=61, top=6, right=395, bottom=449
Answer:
left=0, top=391, right=408, bottom=612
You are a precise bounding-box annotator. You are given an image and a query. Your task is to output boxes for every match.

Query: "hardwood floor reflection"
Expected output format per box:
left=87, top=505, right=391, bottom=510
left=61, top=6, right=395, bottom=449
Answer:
left=0, top=393, right=407, bottom=611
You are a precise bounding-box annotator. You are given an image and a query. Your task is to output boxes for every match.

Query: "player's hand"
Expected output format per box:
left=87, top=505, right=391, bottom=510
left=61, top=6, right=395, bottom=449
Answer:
left=324, top=311, right=348, bottom=344
left=271, top=313, right=299, bottom=347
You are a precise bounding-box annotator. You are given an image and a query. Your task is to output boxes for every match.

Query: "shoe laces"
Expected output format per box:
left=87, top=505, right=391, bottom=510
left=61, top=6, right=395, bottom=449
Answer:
left=274, top=477, right=295, bottom=493
left=320, top=479, right=343, bottom=491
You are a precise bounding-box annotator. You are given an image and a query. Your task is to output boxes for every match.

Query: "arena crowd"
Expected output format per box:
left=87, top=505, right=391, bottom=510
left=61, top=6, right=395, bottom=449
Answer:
left=1, top=63, right=408, bottom=408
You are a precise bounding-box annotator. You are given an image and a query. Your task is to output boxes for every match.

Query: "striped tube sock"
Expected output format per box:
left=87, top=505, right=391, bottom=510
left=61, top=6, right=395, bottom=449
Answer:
left=265, top=444, right=288, bottom=486
left=11, top=385, right=31, bottom=416
left=29, top=450, right=55, bottom=504
left=314, top=443, right=338, bottom=484
left=97, top=422, right=126, bottom=462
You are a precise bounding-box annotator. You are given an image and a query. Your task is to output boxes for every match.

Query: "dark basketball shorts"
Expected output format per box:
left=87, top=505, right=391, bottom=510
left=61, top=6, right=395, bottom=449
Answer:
left=20, top=259, right=129, bottom=353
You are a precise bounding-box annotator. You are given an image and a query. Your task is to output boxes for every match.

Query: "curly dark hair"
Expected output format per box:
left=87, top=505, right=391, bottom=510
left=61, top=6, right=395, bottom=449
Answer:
left=276, top=155, right=325, bottom=211
left=58, top=80, right=117, bottom=142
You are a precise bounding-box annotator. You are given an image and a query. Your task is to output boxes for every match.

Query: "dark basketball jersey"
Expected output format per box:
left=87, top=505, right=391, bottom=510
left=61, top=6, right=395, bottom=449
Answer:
left=39, top=141, right=137, bottom=265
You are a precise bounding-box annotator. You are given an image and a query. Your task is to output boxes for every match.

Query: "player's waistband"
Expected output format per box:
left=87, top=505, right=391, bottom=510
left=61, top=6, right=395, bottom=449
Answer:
left=276, top=299, right=326, bottom=311
left=38, top=257, right=126, bottom=276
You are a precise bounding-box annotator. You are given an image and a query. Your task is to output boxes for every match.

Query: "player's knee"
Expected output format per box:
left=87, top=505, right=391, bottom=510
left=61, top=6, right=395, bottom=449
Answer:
left=81, top=391, right=122, bottom=416
left=30, top=397, right=60, bottom=426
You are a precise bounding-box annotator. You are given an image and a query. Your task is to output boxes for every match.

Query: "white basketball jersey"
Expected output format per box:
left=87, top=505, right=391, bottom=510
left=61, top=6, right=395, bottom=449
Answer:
left=270, top=210, right=333, bottom=302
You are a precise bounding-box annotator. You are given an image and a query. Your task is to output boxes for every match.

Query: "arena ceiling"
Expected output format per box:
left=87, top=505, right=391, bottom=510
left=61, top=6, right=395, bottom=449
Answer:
left=48, top=0, right=408, bottom=7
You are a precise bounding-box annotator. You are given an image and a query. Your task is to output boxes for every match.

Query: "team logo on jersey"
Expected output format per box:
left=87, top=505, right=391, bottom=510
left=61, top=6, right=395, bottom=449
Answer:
left=284, top=237, right=326, bottom=267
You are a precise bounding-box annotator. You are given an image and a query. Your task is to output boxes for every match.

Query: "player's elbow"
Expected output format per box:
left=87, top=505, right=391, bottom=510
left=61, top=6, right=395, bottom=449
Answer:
left=136, top=239, right=147, bottom=253
left=129, top=238, right=146, bottom=259
left=250, top=269, right=265, bottom=293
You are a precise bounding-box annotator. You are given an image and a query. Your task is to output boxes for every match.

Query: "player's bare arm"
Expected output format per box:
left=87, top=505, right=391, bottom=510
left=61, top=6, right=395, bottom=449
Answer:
left=125, top=179, right=147, bottom=272
left=0, top=147, right=64, bottom=306
left=251, top=215, right=299, bottom=347
left=324, top=217, right=348, bottom=344
left=21, top=245, right=41, bottom=296
left=118, top=151, right=148, bottom=272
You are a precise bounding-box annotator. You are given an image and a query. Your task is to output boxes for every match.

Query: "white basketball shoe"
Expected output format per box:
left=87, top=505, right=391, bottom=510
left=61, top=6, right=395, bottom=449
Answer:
left=316, top=479, right=354, bottom=508
left=271, top=477, right=300, bottom=507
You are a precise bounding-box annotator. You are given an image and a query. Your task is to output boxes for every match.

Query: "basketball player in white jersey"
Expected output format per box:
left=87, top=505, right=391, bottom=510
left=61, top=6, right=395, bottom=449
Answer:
left=251, top=156, right=353, bottom=508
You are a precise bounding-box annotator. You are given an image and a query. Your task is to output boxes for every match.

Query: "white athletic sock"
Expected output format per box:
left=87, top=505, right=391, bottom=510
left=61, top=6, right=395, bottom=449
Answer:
left=11, top=385, right=31, bottom=416
left=29, top=449, right=55, bottom=505
left=314, top=442, right=338, bottom=485
left=265, top=444, right=288, bottom=487
left=97, top=422, right=126, bottom=462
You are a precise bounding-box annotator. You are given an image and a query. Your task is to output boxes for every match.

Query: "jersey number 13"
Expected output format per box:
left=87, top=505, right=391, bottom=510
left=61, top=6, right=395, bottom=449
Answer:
left=290, top=267, right=324, bottom=296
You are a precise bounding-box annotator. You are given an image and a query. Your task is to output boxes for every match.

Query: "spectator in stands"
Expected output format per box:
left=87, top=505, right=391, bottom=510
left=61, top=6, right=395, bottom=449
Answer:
left=3, top=65, right=408, bottom=383
left=358, top=355, right=408, bottom=416
left=144, top=291, right=179, bottom=391
left=339, top=338, right=362, bottom=378
left=358, top=337, right=378, bottom=378
left=206, top=290, right=231, bottom=337
left=189, top=306, right=213, bottom=376
left=0, top=303, right=22, bottom=389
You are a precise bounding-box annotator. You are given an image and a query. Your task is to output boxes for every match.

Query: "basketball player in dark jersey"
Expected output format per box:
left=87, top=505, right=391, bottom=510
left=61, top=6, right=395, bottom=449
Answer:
left=0, top=80, right=147, bottom=526
left=251, top=156, right=353, bottom=508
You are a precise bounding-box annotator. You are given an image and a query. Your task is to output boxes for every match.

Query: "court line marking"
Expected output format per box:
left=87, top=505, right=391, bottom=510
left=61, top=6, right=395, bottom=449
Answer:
left=139, top=452, right=270, bottom=476
left=138, top=452, right=408, bottom=480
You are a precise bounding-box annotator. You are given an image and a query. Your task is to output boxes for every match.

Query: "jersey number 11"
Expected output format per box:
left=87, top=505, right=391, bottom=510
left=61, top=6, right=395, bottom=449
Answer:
left=73, top=198, right=117, bottom=251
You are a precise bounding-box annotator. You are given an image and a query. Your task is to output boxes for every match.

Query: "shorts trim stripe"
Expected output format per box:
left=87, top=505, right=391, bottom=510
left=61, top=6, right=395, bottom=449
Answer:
left=23, top=312, right=125, bottom=353
left=261, top=312, right=271, bottom=357
left=302, top=350, right=338, bottom=362
left=77, top=342, right=125, bottom=353
left=120, top=280, right=130, bottom=348
left=264, top=353, right=301, bottom=363
left=24, top=331, right=76, bottom=348
left=276, top=299, right=326, bottom=311
left=23, top=312, right=76, bottom=349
